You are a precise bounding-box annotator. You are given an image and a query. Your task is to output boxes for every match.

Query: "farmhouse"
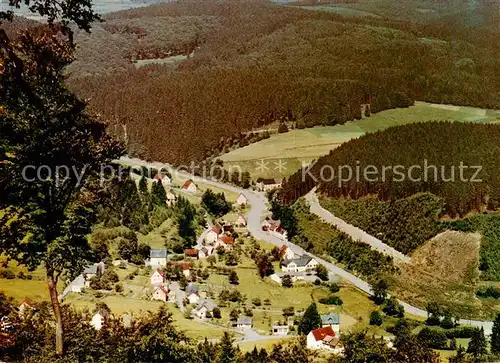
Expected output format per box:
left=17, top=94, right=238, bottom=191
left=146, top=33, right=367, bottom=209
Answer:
left=235, top=193, right=248, bottom=206
left=187, top=292, right=200, bottom=305
left=192, top=299, right=218, bottom=319
left=306, top=326, right=339, bottom=351
left=321, top=313, right=340, bottom=336
left=62, top=274, right=85, bottom=296
left=256, top=178, right=282, bottom=192
left=205, top=224, right=222, bottom=245
left=150, top=269, right=165, bottom=285
left=235, top=215, right=247, bottom=227
left=153, top=173, right=171, bottom=186
left=236, top=317, right=253, bottom=329
left=272, top=324, right=290, bottom=336
left=18, top=298, right=36, bottom=316
left=281, top=256, right=318, bottom=273
left=149, top=249, right=168, bottom=267
left=152, top=285, right=169, bottom=302
left=83, top=261, right=105, bottom=282
left=181, top=179, right=197, bottom=193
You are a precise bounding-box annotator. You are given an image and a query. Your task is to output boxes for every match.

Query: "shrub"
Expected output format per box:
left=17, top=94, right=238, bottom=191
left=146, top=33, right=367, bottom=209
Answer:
left=252, top=298, right=261, bottom=306
left=329, top=283, right=340, bottom=293
left=115, top=283, right=124, bottom=293
left=318, top=295, right=343, bottom=305
left=0, top=269, right=15, bottom=279
left=370, top=311, right=383, bottom=326
left=314, top=278, right=321, bottom=285
left=417, top=327, right=448, bottom=350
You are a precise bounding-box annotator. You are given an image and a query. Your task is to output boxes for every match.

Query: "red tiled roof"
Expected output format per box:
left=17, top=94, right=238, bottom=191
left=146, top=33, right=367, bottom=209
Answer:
left=220, top=236, right=234, bottom=245
left=279, top=245, right=288, bottom=256
left=311, top=326, right=335, bottom=341
left=185, top=249, right=198, bottom=257
left=156, top=268, right=165, bottom=277
left=211, top=224, right=222, bottom=234
left=154, top=174, right=164, bottom=180
left=182, top=263, right=190, bottom=270
left=181, top=180, right=193, bottom=189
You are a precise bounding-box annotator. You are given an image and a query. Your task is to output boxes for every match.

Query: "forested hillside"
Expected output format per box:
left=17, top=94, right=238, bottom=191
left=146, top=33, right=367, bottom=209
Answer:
left=282, top=122, right=500, bottom=217
left=61, top=0, right=500, bottom=165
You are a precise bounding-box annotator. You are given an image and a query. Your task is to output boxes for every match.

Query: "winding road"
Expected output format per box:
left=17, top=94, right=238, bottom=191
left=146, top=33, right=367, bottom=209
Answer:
left=119, top=157, right=494, bottom=334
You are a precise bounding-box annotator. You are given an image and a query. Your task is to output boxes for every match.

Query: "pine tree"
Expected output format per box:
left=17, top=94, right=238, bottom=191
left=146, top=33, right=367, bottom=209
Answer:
left=467, top=327, right=488, bottom=360
left=298, top=302, right=321, bottom=335
left=217, top=332, right=238, bottom=363
left=151, top=181, right=167, bottom=206
left=139, top=176, right=149, bottom=201
left=228, top=270, right=239, bottom=285
left=491, top=312, right=500, bottom=355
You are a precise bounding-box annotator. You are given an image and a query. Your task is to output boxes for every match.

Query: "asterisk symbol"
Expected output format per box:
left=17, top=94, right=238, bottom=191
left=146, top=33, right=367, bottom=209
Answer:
left=255, top=159, right=269, bottom=172
left=274, top=159, right=287, bottom=172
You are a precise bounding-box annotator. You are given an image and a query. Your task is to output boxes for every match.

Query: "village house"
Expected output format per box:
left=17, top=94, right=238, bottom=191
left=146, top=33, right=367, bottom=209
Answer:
left=235, top=215, right=247, bottom=227
left=187, top=291, right=200, bottom=305
left=261, top=217, right=287, bottom=240
left=182, top=263, right=191, bottom=278
left=281, top=256, right=318, bottom=273
left=121, top=313, right=133, bottom=328
left=152, top=285, right=169, bottom=302
left=205, top=224, right=222, bottom=245
left=149, top=249, right=168, bottom=267
left=153, top=173, right=171, bottom=186
left=192, top=299, right=218, bottom=319
left=166, top=191, right=177, bottom=206
left=181, top=179, right=197, bottom=193
left=272, top=324, right=290, bottom=336
left=198, top=246, right=213, bottom=259
left=235, top=193, right=248, bottom=206
left=18, top=298, right=36, bottom=316
left=150, top=269, right=165, bottom=285
left=215, top=236, right=235, bottom=250
left=306, top=326, right=339, bottom=351
left=321, top=313, right=340, bottom=336
left=236, top=317, right=253, bottom=329
left=279, top=245, right=298, bottom=260
left=62, top=274, right=86, bottom=296
left=184, top=249, right=199, bottom=259
left=256, top=178, right=282, bottom=192
left=83, top=261, right=105, bottom=285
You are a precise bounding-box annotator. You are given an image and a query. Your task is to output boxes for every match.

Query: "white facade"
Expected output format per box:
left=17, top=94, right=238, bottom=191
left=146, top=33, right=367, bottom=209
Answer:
left=188, top=293, right=200, bottom=305
left=91, top=312, right=104, bottom=330
left=235, top=193, right=248, bottom=206
left=150, top=257, right=167, bottom=267
left=282, top=258, right=318, bottom=273
left=205, top=230, right=219, bottom=245
left=182, top=180, right=197, bottom=193
left=152, top=286, right=168, bottom=302
left=150, top=270, right=165, bottom=285
left=272, top=325, right=290, bottom=336
left=235, top=215, right=247, bottom=227
left=183, top=268, right=191, bottom=278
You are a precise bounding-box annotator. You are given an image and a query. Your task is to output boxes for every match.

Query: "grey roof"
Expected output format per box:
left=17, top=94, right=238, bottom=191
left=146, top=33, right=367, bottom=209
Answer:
left=282, top=256, right=313, bottom=267
left=150, top=250, right=167, bottom=258
left=195, top=299, right=217, bottom=312
left=321, top=313, right=340, bottom=325
left=185, top=284, right=199, bottom=294
left=237, top=317, right=252, bottom=325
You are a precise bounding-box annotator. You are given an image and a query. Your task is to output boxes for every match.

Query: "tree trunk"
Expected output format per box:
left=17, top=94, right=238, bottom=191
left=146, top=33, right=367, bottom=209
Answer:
left=47, top=272, right=64, bottom=355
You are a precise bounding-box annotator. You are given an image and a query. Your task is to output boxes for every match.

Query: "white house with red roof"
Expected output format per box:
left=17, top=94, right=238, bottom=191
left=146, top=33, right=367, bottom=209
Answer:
left=152, top=285, right=169, bottom=302
left=153, top=173, right=171, bottom=186
left=306, top=326, right=340, bottom=351
left=279, top=245, right=297, bottom=260
left=216, top=236, right=235, bottom=250
left=181, top=179, right=197, bottom=193
left=182, top=263, right=191, bottom=278
left=205, top=224, right=222, bottom=245
left=150, top=269, right=165, bottom=285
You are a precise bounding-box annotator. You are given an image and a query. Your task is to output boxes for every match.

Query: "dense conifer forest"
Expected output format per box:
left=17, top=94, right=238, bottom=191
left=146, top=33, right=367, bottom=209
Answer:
left=60, top=0, right=500, bottom=165
left=282, top=122, right=500, bottom=217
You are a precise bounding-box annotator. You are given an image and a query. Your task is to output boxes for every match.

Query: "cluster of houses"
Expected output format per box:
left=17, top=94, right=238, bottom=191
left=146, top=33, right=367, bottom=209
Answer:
left=261, top=216, right=287, bottom=240
left=61, top=261, right=106, bottom=298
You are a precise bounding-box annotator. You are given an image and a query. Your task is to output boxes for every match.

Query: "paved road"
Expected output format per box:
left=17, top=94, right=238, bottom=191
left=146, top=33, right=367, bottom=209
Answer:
left=118, top=157, right=494, bottom=333
left=169, top=281, right=186, bottom=313
left=304, top=188, right=411, bottom=263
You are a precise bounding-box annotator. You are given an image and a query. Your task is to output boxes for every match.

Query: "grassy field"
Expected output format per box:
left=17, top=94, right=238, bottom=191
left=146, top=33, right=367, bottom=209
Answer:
left=219, top=102, right=500, bottom=179
left=236, top=337, right=294, bottom=352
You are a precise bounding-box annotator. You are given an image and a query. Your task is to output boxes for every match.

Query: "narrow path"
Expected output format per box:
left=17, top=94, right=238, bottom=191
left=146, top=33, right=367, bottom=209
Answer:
left=304, top=188, right=411, bottom=263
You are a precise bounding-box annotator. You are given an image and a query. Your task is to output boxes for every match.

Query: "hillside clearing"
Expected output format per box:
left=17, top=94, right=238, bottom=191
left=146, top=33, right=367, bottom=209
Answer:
left=219, top=102, right=500, bottom=180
